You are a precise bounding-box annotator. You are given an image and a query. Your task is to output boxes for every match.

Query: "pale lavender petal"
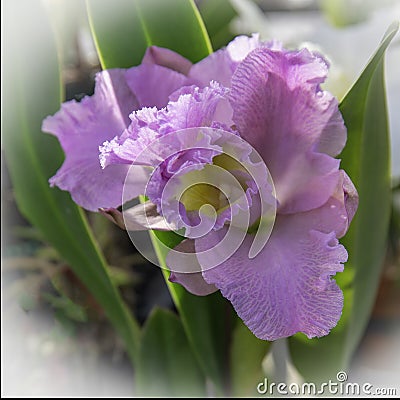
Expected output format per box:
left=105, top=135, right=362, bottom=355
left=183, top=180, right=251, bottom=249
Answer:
left=42, top=69, right=142, bottom=211
left=275, top=170, right=358, bottom=239
left=283, top=48, right=329, bottom=88
left=142, top=46, right=192, bottom=75
left=226, top=33, right=262, bottom=62
left=100, top=115, right=161, bottom=169
left=125, top=63, right=193, bottom=108
left=167, top=240, right=217, bottom=296
left=189, top=49, right=234, bottom=87
left=230, top=47, right=347, bottom=213
left=48, top=162, right=134, bottom=211
left=196, top=219, right=347, bottom=340
left=158, top=82, right=230, bottom=132
left=189, top=34, right=261, bottom=87
left=169, top=271, right=218, bottom=295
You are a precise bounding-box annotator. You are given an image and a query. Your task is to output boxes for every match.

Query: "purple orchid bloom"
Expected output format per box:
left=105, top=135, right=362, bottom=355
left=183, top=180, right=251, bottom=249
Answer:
left=42, top=34, right=358, bottom=341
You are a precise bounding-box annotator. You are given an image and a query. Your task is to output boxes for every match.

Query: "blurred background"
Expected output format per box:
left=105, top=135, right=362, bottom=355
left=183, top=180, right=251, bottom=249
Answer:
left=2, top=0, right=400, bottom=396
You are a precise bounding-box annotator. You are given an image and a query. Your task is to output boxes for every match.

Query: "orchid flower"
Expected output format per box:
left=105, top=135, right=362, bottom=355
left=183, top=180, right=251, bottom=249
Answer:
left=42, top=35, right=358, bottom=341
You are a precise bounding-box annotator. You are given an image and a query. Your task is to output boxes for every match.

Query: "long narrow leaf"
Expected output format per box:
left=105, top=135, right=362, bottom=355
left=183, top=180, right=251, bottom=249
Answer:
left=150, top=231, right=231, bottom=391
left=136, top=308, right=206, bottom=396
left=3, top=0, right=140, bottom=367
left=198, top=0, right=237, bottom=49
left=134, top=0, right=213, bottom=61
left=230, top=320, right=271, bottom=396
left=87, top=0, right=148, bottom=68
left=339, top=21, right=398, bottom=362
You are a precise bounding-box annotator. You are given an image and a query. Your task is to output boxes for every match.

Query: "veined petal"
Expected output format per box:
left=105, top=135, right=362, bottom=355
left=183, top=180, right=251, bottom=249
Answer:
left=42, top=69, right=141, bottom=211
left=230, top=47, right=347, bottom=213
left=197, top=219, right=347, bottom=340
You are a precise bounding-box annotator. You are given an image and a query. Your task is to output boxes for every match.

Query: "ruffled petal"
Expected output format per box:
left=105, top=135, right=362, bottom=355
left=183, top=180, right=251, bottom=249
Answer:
left=42, top=69, right=142, bottom=211
left=158, top=82, right=231, bottom=131
left=100, top=82, right=229, bottom=168
left=196, top=218, right=347, bottom=340
left=230, top=46, right=347, bottom=214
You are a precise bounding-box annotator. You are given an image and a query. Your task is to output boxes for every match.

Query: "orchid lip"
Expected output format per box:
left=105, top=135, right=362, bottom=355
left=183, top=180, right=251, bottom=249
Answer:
left=119, top=127, right=277, bottom=272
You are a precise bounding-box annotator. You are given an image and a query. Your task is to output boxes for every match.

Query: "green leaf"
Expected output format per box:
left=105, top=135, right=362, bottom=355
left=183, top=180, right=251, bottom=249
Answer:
left=150, top=231, right=232, bottom=392
left=339, top=20, right=398, bottom=362
left=136, top=308, right=206, bottom=396
left=289, top=22, right=398, bottom=381
left=198, top=0, right=237, bottom=49
left=230, top=319, right=271, bottom=397
left=87, top=0, right=212, bottom=69
left=3, top=0, right=140, bottom=366
left=134, top=0, right=213, bottom=62
left=87, top=0, right=148, bottom=68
